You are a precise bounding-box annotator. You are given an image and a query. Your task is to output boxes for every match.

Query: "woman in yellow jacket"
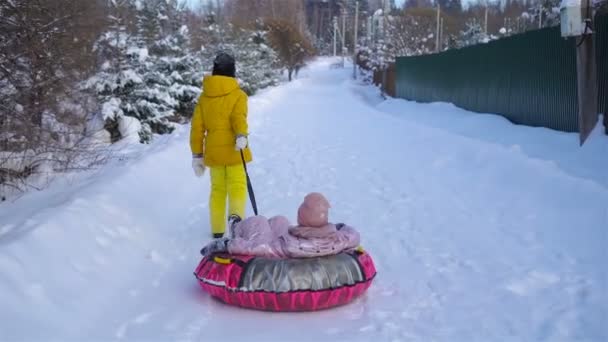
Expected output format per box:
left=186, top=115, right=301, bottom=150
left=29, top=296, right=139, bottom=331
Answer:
left=190, top=53, right=252, bottom=238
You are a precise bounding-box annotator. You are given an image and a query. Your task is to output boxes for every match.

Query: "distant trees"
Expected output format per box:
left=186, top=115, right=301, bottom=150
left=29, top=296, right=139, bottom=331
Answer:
left=226, top=0, right=315, bottom=81
left=266, top=20, right=315, bottom=81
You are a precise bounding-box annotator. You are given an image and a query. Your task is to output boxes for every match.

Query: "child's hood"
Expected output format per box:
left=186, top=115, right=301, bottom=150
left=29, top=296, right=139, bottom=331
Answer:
left=202, top=75, right=240, bottom=97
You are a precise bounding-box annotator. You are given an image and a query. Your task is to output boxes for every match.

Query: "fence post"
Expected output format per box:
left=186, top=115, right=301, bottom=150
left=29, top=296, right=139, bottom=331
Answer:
left=577, top=36, right=598, bottom=145
left=382, top=67, right=387, bottom=97
left=576, top=5, right=599, bottom=145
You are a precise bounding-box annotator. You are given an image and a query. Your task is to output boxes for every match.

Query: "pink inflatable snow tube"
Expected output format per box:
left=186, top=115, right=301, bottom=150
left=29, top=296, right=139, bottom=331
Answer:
left=194, top=249, right=376, bottom=312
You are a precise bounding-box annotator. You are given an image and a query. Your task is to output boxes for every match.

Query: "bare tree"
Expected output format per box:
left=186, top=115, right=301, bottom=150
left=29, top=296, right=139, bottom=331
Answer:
left=0, top=0, right=110, bottom=196
left=266, top=20, right=315, bottom=81
left=226, top=0, right=308, bottom=30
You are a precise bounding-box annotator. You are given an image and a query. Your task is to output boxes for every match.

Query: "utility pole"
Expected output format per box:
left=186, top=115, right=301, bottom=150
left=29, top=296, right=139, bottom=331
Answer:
left=368, top=16, right=373, bottom=46
left=341, top=8, right=346, bottom=66
left=333, top=16, right=337, bottom=56
left=440, top=17, right=444, bottom=51
left=353, top=1, right=359, bottom=79
left=342, top=10, right=346, bottom=54
left=538, top=4, right=542, bottom=29
left=270, top=0, right=276, bottom=18
left=215, top=0, right=222, bottom=22
left=436, top=4, right=441, bottom=53
left=484, top=5, right=489, bottom=34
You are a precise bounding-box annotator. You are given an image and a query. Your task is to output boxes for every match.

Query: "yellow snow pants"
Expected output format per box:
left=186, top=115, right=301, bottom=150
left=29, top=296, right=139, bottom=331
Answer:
left=209, top=164, right=247, bottom=235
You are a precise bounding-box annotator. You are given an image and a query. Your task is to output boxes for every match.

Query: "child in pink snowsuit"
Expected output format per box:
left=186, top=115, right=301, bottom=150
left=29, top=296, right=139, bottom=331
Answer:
left=200, top=193, right=360, bottom=258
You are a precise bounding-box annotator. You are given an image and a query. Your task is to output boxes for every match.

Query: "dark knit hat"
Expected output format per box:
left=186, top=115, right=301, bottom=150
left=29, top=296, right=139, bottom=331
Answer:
left=212, top=52, right=236, bottom=77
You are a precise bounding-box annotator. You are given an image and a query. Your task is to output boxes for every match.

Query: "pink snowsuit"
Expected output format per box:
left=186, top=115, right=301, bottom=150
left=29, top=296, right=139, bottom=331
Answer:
left=227, top=215, right=360, bottom=258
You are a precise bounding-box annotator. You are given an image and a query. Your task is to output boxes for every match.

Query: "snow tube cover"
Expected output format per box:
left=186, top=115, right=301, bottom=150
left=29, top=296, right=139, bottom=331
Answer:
left=193, top=249, right=376, bottom=312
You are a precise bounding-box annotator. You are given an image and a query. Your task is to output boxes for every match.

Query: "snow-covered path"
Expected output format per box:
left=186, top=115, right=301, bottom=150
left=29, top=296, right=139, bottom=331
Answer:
left=1, top=59, right=607, bottom=342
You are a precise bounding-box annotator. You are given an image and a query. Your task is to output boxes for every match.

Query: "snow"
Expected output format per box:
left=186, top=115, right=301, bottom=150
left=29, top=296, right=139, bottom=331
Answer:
left=119, top=69, right=143, bottom=86
left=101, top=97, right=123, bottom=120
left=1, top=58, right=607, bottom=341
left=179, top=25, right=189, bottom=36
left=118, top=116, right=142, bottom=143
left=127, top=47, right=149, bottom=62
left=500, top=27, right=507, bottom=34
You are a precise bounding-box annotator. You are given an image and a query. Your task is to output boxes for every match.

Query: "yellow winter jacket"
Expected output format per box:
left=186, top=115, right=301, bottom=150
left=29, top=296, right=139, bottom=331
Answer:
left=190, top=75, right=252, bottom=167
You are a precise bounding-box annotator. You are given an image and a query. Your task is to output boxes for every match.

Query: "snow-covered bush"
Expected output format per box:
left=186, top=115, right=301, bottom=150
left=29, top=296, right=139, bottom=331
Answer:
left=458, top=20, right=492, bottom=48
left=234, top=29, right=280, bottom=94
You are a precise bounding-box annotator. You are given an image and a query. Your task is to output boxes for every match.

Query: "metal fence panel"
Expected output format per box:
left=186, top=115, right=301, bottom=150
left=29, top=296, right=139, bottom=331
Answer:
left=396, top=26, right=580, bottom=132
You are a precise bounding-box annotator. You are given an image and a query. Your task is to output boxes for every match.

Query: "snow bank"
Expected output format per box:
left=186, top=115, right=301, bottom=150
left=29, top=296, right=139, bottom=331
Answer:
left=118, top=116, right=142, bottom=143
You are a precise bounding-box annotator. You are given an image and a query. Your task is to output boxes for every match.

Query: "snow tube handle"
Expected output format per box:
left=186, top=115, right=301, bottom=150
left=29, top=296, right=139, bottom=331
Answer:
left=213, top=256, right=233, bottom=265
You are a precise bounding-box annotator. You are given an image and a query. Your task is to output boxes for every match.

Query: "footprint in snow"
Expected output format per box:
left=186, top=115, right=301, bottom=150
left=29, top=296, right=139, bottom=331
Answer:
left=0, top=224, right=15, bottom=236
left=133, top=312, right=154, bottom=324
left=102, top=227, right=119, bottom=238
left=95, top=236, right=109, bottom=248
left=24, top=283, right=48, bottom=303
left=93, top=254, right=107, bottom=266
left=115, top=312, right=156, bottom=339
left=505, top=270, right=560, bottom=296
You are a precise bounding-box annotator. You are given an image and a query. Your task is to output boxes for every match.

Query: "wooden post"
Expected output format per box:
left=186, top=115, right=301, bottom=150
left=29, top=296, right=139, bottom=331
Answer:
left=577, top=7, right=598, bottom=144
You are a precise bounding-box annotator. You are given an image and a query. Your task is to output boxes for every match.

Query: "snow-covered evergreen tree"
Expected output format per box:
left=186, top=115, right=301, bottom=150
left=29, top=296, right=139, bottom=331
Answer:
left=149, top=25, right=202, bottom=120
left=84, top=0, right=284, bottom=144
left=195, top=22, right=280, bottom=95
left=234, top=29, right=280, bottom=94
left=86, top=0, right=203, bottom=143
left=84, top=0, right=152, bottom=143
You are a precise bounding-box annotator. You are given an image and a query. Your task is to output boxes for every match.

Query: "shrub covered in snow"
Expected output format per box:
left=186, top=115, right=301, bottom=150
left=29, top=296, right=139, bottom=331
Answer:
left=458, top=20, right=492, bottom=48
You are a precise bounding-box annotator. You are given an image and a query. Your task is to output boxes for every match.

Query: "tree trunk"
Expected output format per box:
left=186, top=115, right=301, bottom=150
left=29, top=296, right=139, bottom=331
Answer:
left=288, top=68, right=293, bottom=81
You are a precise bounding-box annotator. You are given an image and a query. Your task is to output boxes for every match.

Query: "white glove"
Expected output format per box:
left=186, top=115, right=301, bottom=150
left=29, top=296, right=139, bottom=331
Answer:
left=235, top=135, right=248, bottom=151
left=192, top=155, right=206, bottom=177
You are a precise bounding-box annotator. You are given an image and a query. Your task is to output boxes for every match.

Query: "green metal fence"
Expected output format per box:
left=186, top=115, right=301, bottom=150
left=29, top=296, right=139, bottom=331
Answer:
left=396, top=26, right=581, bottom=132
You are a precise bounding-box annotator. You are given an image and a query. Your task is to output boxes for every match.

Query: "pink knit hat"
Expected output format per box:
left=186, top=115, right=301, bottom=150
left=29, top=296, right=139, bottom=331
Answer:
left=297, top=192, right=331, bottom=227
